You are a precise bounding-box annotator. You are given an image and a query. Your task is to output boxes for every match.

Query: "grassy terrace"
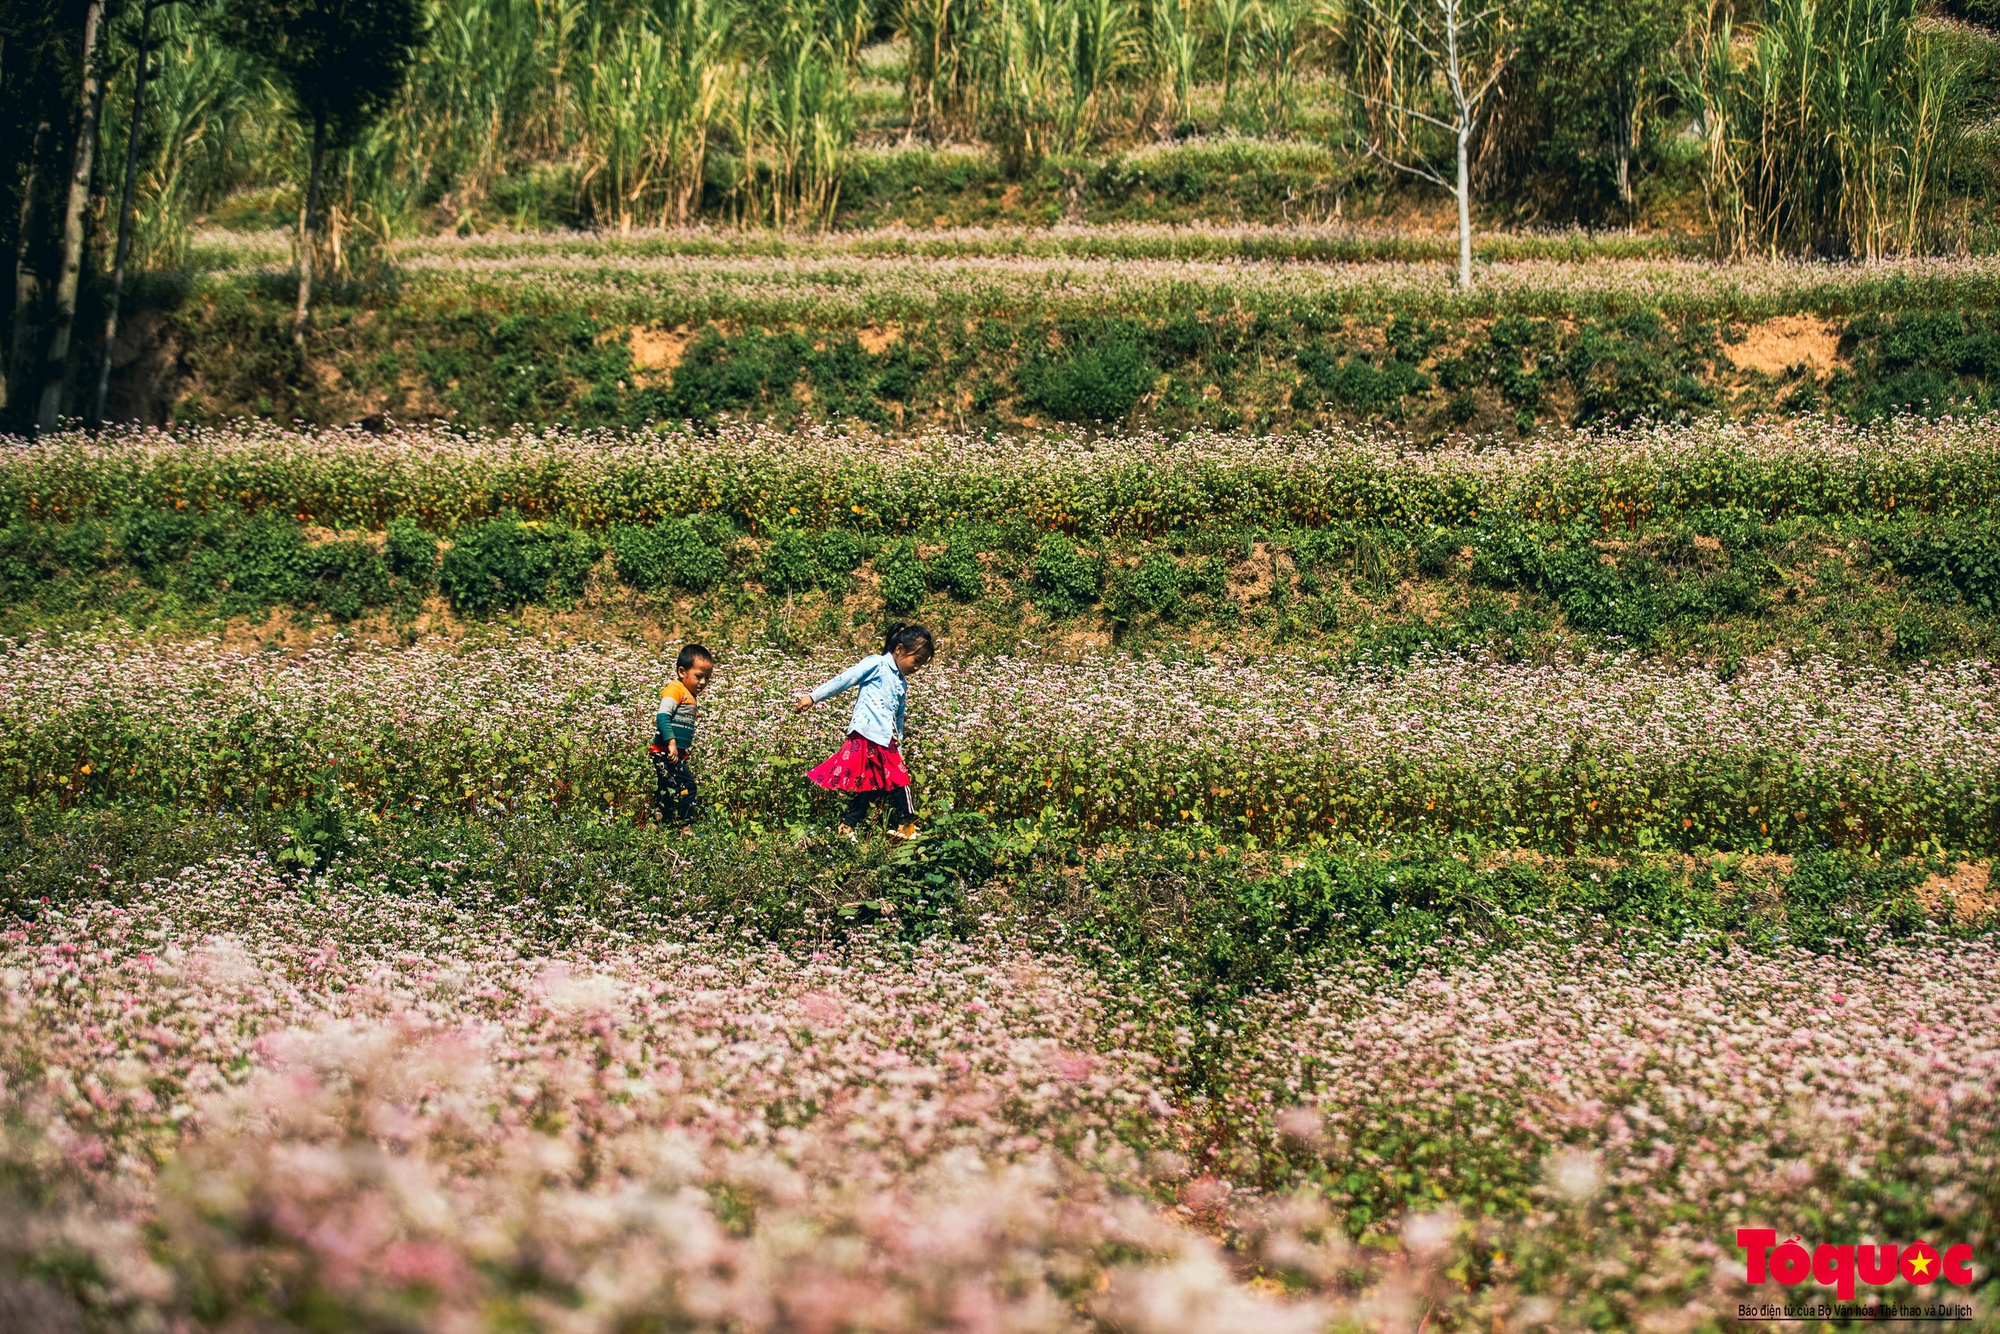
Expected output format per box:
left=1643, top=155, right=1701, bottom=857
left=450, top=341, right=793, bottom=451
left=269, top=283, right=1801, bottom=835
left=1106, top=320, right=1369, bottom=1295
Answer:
left=3, top=416, right=1998, bottom=662
left=118, top=227, right=2000, bottom=433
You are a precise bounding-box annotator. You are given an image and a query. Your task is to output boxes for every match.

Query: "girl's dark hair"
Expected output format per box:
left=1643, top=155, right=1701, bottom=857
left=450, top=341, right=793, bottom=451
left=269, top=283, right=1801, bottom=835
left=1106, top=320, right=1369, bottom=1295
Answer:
left=883, top=623, right=935, bottom=656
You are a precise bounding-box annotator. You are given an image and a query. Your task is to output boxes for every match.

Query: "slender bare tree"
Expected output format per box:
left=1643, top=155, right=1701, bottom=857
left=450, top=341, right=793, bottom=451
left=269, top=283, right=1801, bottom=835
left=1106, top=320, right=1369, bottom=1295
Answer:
left=220, top=0, right=425, bottom=349
left=1341, top=0, right=1510, bottom=288
left=93, top=0, right=175, bottom=426
left=36, top=0, right=110, bottom=431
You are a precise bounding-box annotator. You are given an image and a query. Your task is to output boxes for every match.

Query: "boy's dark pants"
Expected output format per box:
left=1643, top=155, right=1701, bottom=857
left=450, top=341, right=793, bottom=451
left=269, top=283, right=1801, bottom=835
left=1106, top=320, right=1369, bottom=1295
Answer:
left=843, top=785, right=914, bottom=828
left=651, top=748, right=699, bottom=826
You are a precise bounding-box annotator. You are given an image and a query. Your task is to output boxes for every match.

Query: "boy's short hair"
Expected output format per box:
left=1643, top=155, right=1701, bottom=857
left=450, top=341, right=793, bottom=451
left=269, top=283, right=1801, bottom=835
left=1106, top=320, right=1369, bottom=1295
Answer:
left=676, top=643, right=714, bottom=673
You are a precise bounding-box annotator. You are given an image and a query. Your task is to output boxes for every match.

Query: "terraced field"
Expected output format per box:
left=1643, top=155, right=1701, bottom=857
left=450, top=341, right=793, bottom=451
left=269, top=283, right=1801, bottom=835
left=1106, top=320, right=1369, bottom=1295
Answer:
left=129, top=228, right=2000, bottom=436
left=5, top=234, right=1998, bottom=1332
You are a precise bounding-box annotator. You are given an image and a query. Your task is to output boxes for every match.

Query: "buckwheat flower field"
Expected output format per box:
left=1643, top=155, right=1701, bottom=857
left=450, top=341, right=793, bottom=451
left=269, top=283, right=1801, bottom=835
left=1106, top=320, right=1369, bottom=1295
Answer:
left=28, top=0, right=2000, bottom=1299
left=233, top=242, right=2000, bottom=322
left=3, top=858, right=1993, bottom=1330
left=5, top=410, right=1999, bottom=1327
left=5, top=635, right=1999, bottom=849
left=9, top=414, right=2000, bottom=534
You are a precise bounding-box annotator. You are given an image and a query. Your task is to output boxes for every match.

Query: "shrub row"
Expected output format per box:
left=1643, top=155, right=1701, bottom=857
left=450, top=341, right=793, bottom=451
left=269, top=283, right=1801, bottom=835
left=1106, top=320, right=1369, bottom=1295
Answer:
left=4, top=507, right=1996, bottom=651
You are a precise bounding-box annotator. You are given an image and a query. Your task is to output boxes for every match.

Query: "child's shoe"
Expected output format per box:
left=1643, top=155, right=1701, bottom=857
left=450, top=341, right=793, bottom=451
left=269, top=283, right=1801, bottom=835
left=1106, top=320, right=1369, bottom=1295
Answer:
left=836, top=824, right=858, bottom=841
left=887, top=822, right=919, bottom=843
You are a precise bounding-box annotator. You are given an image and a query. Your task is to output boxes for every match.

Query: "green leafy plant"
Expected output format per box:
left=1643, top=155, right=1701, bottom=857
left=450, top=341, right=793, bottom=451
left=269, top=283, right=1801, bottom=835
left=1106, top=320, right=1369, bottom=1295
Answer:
left=609, top=519, right=727, bottom=594
left=876, top=537, right=928, bottom=614
left=219, top=0, right=426, bottom=341
left=1020, top=331, right=1155, bottom=423
left=440, top=517, right=600, bottom=617
left=928, top=534, right=987, bottom=601
left=1032, top=533, right=1100, bottom=615
left=1105, top=550, right=1181, bottom=624
left=385, top=517, right=438, bottom=584
left=759, top=528, right=825, bottom=594
left=1879, top=510, right=2000, bottom=611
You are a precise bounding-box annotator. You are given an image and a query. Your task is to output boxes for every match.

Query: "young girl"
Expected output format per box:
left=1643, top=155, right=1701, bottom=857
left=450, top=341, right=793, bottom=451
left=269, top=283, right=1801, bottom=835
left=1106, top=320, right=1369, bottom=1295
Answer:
left=794, top=624, right=935, bottom=838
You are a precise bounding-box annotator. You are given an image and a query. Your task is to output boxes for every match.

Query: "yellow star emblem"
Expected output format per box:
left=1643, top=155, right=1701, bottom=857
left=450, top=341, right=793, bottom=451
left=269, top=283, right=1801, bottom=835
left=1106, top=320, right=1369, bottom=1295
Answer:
left=1909, top=1253, right=1934, bottom=1279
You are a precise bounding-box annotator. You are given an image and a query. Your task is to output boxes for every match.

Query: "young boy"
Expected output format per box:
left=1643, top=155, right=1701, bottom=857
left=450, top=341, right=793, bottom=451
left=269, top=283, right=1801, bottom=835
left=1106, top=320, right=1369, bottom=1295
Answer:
left=652, top=644, right=714, bottom=830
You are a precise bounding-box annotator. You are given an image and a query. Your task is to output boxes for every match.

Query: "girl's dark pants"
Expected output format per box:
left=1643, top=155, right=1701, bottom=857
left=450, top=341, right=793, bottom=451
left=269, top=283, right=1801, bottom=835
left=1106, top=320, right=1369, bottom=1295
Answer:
left=844, top=786, right=914, bottom=828
left=651, top=748, right=699, bottom=826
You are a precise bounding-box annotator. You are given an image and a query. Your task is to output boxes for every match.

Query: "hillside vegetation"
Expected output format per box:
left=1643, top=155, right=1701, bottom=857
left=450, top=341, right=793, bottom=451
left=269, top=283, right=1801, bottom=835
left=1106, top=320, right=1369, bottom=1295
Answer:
left=3, top=0, right=1999, bottom=1327
left=9, top=0, right=2000, bottom=430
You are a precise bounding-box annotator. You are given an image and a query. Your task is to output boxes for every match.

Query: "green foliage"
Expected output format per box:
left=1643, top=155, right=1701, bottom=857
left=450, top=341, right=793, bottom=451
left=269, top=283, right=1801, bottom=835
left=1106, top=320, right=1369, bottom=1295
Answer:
left=220, top=0, right=426, bottom=146
left=1032, top=533, right=1101, bottom=614
left=817, top=529, right=862, bottom=575
left=660, top=328, right=807, bottom=424
left=1067, top=841, right=1963, bottom=1018
left=290, top=533, right=393, bottom=621
left=759, top=528, right=825, bottom=594
left=2, top=509, right=411, bottom=621
left=5, top=810, right=1974, bottom=995
left=1019, top=331, right=1156, bottom=423
left=1774, top=850, right=1931, bottom=947
left=1891, top=607, right=1944, bottom=662
left=1105, top=550, right=1182, bottom=624
left=124, top=509, right=393, bottom=619
left=875, top=537, right=928, bottom=614
left=8, top=0, right=1982, bottom=357
left=112, top=272, right=2000, bottom=433
left=928, top=533, right=988, bottom=601
left=1295, top=343, right=1429, bottom=416
left=0, top=521, right=110, bottom=611
left=1470, top=517, right=1776, bottom=645
left=573, top=0, right=728, bottom=230
left=546, top=527, right=601, bottom=602
left=749, top=524, right=864, bottom=595
left=1563, top=311, right=1717, bottom=426
left=876, top=808, right=1006, bottom=936
left=439, top=517, right=601, bottom=617
left=385, top=518, right=437, bottom=584
left=1686, top=0, right=1963, bottom=258
left=7, top=430, right=2000, bottom=660
left=649, top=327, right=929, bottom=427
left=1345, top=598, right=1552, bottom=666
left=1490, top=0, right=1697, bottom=220
left=608, top=519, right=727, bottom=594
left=736, top=0, right=857, bottom=228
left=1841, top=312, right=2000, bottom=421
left=1877, top=509, right=2000, bottom=611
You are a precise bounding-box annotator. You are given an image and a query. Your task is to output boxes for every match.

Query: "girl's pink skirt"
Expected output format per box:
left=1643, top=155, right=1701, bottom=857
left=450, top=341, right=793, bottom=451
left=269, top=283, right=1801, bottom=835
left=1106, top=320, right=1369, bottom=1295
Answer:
left=807, top=733, right=912, bottom=792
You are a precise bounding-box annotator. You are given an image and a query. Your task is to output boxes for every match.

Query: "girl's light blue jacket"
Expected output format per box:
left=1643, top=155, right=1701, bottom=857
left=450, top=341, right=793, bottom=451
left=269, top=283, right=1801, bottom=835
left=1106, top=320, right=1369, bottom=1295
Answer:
left=809, top=653, right=908, bottom=747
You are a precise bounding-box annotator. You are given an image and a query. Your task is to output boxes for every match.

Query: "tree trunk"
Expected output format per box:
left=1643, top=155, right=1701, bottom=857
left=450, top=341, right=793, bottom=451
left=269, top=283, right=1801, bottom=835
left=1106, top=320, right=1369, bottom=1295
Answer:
left=1456, top=126, right=1472, bottom=290
left=1443, top=0, right=1473, bottom=291
left=36, top=0, right=110, bottom=432
left=93, top=0, right=156, bottom=427
left=1220, top=23, right=1235, bottom=114
left=1612, top=78, right=1635, bottom=219
left=294, top=116, right=326, bottom=349
left=4, top=119, right=50, bottom=418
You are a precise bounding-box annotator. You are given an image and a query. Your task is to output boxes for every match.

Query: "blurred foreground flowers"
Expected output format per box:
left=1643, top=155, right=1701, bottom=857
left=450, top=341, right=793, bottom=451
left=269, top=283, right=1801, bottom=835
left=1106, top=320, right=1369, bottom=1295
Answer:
left=0, top=857, right=1991, bottom=1330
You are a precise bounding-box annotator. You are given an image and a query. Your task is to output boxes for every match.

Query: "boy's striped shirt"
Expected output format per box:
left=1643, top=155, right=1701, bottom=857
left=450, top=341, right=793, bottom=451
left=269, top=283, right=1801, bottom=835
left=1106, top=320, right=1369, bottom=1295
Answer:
left=658, top=680, right=698, bottom=749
